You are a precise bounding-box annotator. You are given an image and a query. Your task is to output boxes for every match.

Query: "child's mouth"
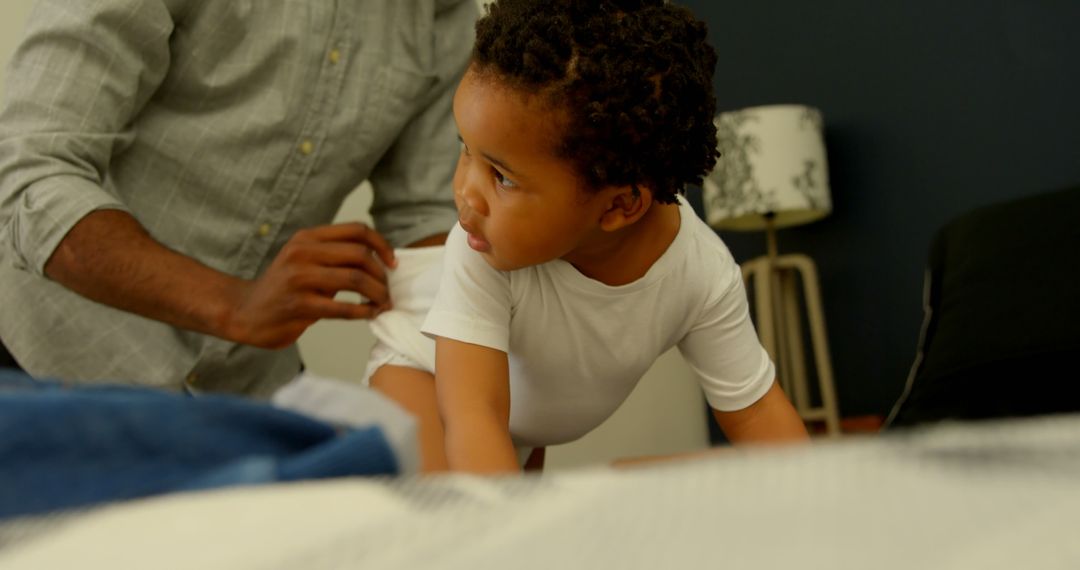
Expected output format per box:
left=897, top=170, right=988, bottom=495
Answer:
left=466, top=232, right=491, bottom=253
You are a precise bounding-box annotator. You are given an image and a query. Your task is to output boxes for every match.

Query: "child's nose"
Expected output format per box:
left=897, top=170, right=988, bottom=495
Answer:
left=459, top=167, right=489, bottom=217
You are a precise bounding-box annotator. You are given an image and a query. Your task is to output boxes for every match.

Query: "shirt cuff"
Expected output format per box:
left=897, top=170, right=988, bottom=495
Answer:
left=6, top=174, right=128, bottom=275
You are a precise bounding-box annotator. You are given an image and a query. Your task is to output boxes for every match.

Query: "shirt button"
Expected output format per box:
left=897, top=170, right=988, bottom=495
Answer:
left=258, top=223, right=271, bottom=237
left=328, top=49, right=341, bottom=64
left=300, top=140, right=314, bottom=155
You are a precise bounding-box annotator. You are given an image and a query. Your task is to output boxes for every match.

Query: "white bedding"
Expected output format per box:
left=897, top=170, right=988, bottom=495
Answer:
left=2, top=414, right=1079, bottom=569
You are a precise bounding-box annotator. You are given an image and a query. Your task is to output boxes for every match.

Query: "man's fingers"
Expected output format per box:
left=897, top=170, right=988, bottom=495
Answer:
left=295, top=267, right=391, bottom=307
left=297, top=222, right=396, bottom=269
left=281, top=294, right=384, bottom=322
left=305, top=242, right=388, bottom=284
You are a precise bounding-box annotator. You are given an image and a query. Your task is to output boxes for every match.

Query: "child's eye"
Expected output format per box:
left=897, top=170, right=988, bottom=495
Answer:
left=494, top=169, right=518, bottom=189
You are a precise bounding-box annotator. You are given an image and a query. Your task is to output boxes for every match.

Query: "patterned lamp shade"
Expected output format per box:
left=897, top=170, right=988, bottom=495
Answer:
left=703, top=104, right=831, bottom=231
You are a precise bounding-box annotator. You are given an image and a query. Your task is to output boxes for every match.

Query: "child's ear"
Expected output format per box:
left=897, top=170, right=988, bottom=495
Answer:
left=599, top=185, right=653, bottom=232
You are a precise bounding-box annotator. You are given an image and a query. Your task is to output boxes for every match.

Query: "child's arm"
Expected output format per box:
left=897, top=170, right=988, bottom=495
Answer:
left=711, top=380, right=810, bottom=444
left=611, top=380, right=807, bottom=468
left=434, top=336, right=521, bottom=474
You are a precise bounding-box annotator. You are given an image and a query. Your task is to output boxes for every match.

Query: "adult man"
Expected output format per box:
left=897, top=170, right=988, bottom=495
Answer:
left=0, top=0, right=476, bottom=397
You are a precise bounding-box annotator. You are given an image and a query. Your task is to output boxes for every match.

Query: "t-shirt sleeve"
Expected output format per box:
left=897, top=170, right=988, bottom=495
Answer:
left=420, top=224, right=512, bottom=353
left=678, top=270, right=776, bottom=412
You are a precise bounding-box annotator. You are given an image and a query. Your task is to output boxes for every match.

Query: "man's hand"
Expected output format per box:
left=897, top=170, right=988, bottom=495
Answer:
left=45, top=210, right=399, bottom=349
left=221, top=222, right=397, bottom=349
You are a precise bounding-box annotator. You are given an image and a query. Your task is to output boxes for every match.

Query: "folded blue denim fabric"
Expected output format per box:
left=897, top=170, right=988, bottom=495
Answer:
left=0, top=370, right=399, bottom=519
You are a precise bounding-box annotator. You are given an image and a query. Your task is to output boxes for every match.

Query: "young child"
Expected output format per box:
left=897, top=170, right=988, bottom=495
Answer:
left=367, top=0, right=809, bottom=473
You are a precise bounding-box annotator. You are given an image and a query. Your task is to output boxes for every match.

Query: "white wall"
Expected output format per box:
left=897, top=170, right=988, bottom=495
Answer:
left=0, top=0, right=709, bottom=470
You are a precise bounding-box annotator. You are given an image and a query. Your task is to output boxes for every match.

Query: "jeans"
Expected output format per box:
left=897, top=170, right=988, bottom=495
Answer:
left=0, top=370, right=401, bottom=520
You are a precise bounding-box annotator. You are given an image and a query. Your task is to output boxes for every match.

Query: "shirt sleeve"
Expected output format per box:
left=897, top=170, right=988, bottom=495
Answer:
left=421, top=224, right=512, bottom=353
left=678, top=270, right=777, bottom=412
left=0, top=0, right=178, bottom=275
left=367, top=0, right=476, bottom=248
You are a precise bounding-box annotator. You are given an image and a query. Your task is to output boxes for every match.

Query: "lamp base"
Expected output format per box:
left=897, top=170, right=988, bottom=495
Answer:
left=741, top=253, right=842, bottom=437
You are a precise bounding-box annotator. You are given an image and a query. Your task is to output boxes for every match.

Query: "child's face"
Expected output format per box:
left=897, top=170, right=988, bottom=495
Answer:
left=451, top=69, right=616, bottom=272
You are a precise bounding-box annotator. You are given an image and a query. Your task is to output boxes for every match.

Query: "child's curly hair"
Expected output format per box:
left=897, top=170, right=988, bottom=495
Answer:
left=472, top=0, right=719, bottom=204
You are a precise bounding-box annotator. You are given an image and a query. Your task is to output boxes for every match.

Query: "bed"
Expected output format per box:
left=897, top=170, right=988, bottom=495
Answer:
left=2, top=412, right=1078, bottom=569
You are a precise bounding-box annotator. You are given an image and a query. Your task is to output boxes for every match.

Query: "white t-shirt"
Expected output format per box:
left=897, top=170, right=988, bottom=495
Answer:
left=421, top=198, right=774, bottom=448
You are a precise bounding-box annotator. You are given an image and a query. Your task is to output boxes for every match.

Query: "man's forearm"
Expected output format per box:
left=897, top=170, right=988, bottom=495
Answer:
left=44, top=209, right=244, bottom=340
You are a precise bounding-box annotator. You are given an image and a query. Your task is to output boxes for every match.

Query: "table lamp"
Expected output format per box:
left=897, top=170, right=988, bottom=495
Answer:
left=702, top=104, right=842, bottom=436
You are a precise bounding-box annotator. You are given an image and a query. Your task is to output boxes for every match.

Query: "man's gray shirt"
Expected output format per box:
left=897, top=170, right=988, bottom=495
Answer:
left=0, top=0, right=474, bottom=396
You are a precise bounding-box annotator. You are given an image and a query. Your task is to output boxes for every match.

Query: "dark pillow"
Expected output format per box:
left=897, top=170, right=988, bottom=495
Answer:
left=887, top=186, right=1080, bottom=428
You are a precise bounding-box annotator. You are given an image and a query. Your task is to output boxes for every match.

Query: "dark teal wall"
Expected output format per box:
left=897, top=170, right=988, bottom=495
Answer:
left=682, top=0, right=1080, bottom=416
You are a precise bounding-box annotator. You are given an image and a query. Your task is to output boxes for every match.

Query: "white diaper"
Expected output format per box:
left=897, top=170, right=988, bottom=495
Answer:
left=361, top=245, right=443, bottom=385
left=362, top=245, right=537, bottom=465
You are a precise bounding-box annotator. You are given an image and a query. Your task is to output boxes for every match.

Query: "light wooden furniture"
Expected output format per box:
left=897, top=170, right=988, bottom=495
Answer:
left=741, top=218, right=841, bottom=436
